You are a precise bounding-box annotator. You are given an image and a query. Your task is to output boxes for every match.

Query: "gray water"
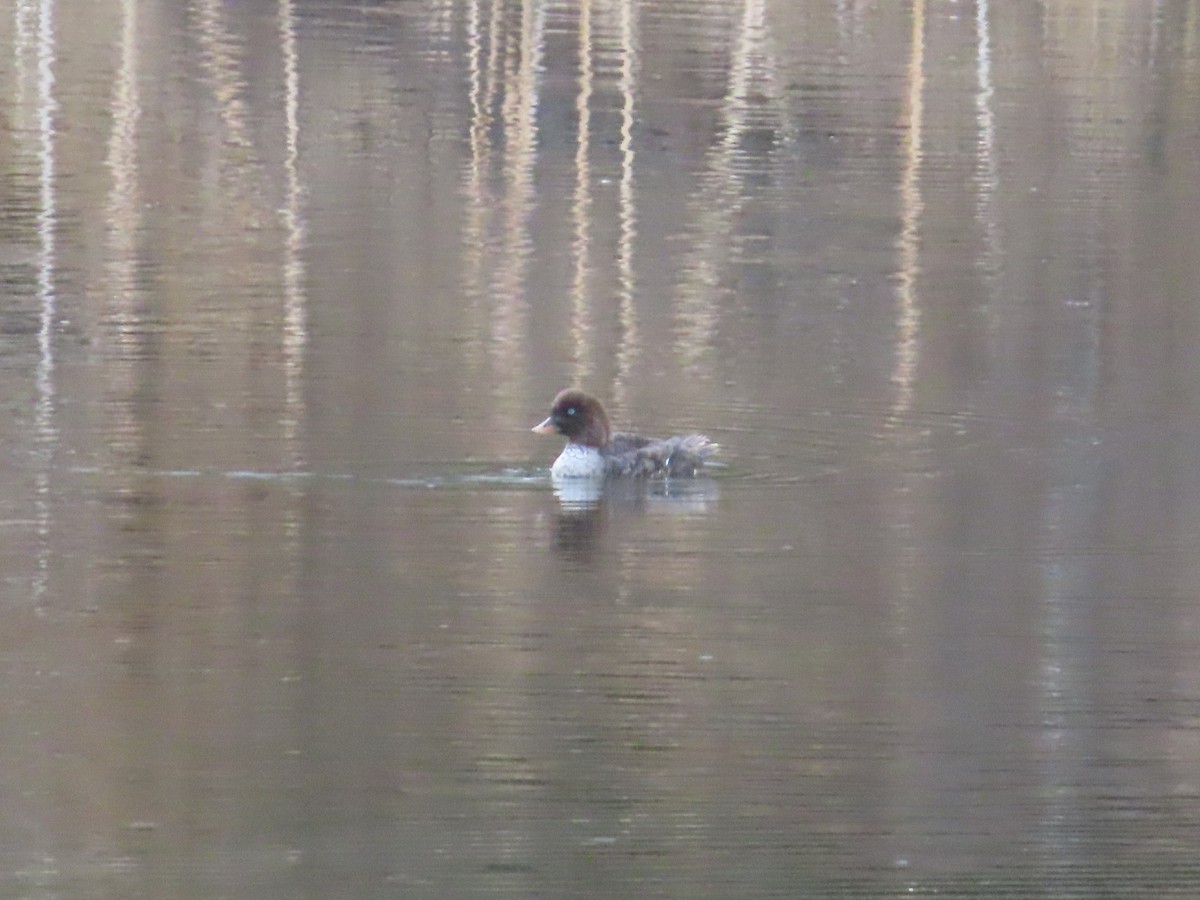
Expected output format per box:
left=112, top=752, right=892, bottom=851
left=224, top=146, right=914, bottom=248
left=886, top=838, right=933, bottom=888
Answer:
left=2, top=1, right=1200, bottom=896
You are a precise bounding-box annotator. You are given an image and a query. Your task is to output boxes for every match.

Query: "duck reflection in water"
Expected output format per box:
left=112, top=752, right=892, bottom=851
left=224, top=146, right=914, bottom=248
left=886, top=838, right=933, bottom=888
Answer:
left=548, top=468, right=720, bottom=568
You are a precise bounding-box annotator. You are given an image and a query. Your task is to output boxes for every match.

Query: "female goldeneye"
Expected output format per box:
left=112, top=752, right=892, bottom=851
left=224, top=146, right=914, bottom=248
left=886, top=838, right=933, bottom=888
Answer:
left=531, top=389, right=717, bottom=478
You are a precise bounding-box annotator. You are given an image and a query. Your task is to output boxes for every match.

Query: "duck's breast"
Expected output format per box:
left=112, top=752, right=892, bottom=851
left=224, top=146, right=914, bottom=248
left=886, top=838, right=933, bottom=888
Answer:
left=550, top=444, right=607, bottom=478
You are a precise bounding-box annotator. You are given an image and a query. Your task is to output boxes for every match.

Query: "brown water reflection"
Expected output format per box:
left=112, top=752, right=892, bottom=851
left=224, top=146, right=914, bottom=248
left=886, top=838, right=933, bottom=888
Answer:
left=2, top=0, right=1200, bottom=896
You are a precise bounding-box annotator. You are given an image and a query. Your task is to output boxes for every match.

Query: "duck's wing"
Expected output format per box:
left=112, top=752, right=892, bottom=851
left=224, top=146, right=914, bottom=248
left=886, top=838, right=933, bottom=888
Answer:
left=606, top=432, right=718, bottom=477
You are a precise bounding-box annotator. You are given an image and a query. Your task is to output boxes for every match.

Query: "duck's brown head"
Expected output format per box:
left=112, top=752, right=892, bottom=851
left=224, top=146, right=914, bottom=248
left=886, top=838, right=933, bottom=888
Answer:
left=531, top=389, right=611, bottom=448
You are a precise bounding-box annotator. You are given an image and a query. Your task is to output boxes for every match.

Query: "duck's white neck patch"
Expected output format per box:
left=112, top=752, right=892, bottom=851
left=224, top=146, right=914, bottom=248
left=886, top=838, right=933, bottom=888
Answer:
left=550, top=443, right=606, bottom=478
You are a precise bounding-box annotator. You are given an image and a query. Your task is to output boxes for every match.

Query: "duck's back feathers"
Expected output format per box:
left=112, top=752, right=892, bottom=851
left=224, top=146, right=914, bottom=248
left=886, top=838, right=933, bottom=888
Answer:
left=604, top=432, right=718, bottom=478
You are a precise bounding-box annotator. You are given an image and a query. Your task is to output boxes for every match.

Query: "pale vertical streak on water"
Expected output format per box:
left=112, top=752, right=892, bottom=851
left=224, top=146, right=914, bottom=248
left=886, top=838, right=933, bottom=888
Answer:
left=195, top=0, right=273, bottom=240
left=13, top=2, right=35, bottom=107
left=461, top=0, right=497, bottom=384
left=101, top=0, right=142, bottom=486
left=486, top=0, right=543, bottom=442
left=33, top=0, right=57, bottom=605
left=10, top=0, right=35, bottom=529
left=279, top=0, right=307, bottom=482
left=612, top=0, right=640, bottom=413
left=674, top=0, right=778, bottom=372
left=459, top=0, right=513, bottom=389
left=104, top=0, right=140, bottom=327
left=890, top=0, right=923, bottom=422
left=570, top=0, right=594, bottom=386
left=974, top=0, right=1001, bottom=287
left=105, top=0, right=141, bottom=321
left=194, top=0, right=251, bottom=153
left=882, top=0, right=927, bottom=856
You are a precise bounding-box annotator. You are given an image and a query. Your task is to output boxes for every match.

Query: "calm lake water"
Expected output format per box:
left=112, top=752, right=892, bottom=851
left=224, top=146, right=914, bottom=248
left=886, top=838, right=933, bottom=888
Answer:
left=3, top=0, right=1200, bottom=896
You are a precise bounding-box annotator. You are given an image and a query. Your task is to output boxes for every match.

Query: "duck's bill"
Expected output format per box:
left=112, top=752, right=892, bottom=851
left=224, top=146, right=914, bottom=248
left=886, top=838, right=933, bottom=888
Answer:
left=531, top=417, right=557, bottom=435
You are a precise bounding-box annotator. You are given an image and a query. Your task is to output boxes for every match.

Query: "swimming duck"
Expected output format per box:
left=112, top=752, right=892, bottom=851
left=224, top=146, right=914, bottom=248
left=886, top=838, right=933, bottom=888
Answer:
left=532, top=389, right=717, bottom=478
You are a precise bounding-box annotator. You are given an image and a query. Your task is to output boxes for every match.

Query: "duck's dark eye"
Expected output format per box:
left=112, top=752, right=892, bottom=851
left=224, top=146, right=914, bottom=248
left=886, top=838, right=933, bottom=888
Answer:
left=566, top=407, right=576, bottom=416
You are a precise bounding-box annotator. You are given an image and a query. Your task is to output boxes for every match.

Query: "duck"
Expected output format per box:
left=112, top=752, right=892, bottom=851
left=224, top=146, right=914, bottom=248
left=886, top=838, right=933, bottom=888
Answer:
left=532, top=389, right=717, bottom=478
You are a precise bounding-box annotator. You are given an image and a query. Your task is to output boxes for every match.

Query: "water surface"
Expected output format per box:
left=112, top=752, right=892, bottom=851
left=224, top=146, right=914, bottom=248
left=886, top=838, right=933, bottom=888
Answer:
left=2, top=0, right=1200, bottom=896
